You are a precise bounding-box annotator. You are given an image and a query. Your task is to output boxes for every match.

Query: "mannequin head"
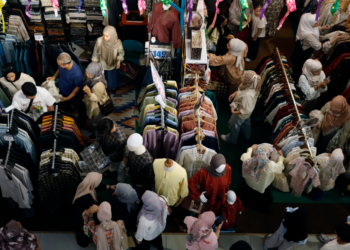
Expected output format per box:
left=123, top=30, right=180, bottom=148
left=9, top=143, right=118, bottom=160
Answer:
left=216, top=164, right=226, bottom=173
left=207, top=154, right=227, bottom=177
left=160, top=0, right=171, bottom=10
left=164, top=158, right=177, bottom=172
left=127, top=133, right=146, bottom=155
left=226, top=191, right=236, bottom=205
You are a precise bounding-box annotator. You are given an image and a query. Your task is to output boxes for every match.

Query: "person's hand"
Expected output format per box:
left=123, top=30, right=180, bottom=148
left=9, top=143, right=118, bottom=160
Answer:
left=137, top=240, right=142, bottom=244
left=319, top=82, right=327, bottom=89
left=116, top=61, right=121, bottom=69
left=200, top=191, right=208, bottom=203
left=321, top=24, right=329, bottom=31
left=226, top=34, right=234, bottom=40
left=231, top=106, right=236, bottom=114
left=228, top=91, right=237, bottom=102
left=90, top=204, right=99, bottom=214
left=111, top=184, right=116, bottom=190
left=337, top=33, right=346, bottom=39
left=278, top=150, right=283, bottom=156
left=59, top=96, right=69, bottom=102
left=216, top=221, right=224, bottom=230
left=46, top=76, right=55, bottom=81
left=83, top=85, right=92, bottom=96
left=324, top=78, right=331, bottom=84
left=251, top=144, right=258, bottom=150
left=253, top=36, right=257, bottom=41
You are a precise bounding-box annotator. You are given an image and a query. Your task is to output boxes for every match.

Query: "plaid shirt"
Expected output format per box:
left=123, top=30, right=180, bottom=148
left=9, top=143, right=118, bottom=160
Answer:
left=41, top=149, right=80, bottom=166
left=127, top=150, right=154, bottom=190
left=83, top=211, right=115, bottom=250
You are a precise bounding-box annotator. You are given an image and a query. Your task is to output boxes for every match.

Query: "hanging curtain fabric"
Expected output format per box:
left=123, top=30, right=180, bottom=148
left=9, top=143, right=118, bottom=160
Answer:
left=260, top=0, right=272, bottom=19
left=122, top=0, right=128, bottom=14
left=100, top=0, right=107, bottom=18
left=315, top=0, right=325, bottom=21
left=187, top=0, right=193, bottom=24
left=138, top=0, right=146, bottom=15
left=331, top=0, right=340, bottom=15
left=210, top=0, right=223, bottom=28
left=239, top=0, right=249, bottom=31
left=0, top=0, right=6, bottom=33
left=277, top=0, right=296, bottom=30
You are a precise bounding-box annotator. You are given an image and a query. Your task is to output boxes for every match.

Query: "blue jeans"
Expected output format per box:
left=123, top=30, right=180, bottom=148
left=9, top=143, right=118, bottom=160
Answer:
left=23, top=45, right=33, bottom=76
left=227, top=115, right=251, bottom=144
left=18, top=45, right=25, bottom=72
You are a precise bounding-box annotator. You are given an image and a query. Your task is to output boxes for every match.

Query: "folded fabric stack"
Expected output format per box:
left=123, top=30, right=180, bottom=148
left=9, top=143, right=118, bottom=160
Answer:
left=70, top=36, right=87, bottom=46
left=70, top=23, right=87, bottom=36
left=84, top=0, right=99, bottom=7
left=5, top=15, right=30, bottom=42
left=66, top=8, right=87, bottom=23
left=28, top=22, right=45, bottom=36
left=41, top=0, right=59, bottom=7
left=86, top=7, right=103, bottom=22
left=63, top=0, right=83, bottom=7
left=87, top=23, right=104, bottom=36
left=44, top=7, right=62, bottom=21
left=46, top=22, right=65, bottom=41
left=20, top=0, right=40, bottom=6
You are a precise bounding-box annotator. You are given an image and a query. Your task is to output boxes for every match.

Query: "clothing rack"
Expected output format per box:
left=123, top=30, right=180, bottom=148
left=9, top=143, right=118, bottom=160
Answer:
left=275, top=47, right=314, bottom=158
left=53, top=105, right=59, bottom=138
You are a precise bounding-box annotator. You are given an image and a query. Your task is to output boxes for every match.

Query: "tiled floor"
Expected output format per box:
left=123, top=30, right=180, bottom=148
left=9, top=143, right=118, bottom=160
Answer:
left=34, top=232, right=329, bottom=250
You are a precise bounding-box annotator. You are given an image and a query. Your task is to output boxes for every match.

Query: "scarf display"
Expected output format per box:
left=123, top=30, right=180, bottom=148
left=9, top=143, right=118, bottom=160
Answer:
left=138, top=0, right=146, bottom=15
left=329, top=148, right=345, bottom=179
left=98, top=26, right=122, bottom=66
left=229, top=0, right=250, bottom=30
left=0, top=0, right=6, bottom=33
left=316, top=0, right=325, bottom=21
left=96, top=202, right=121, bottom=250
left=122, top=0, right=128, bottom=14
left=210, top=0, right=224, bottom=28
left=302, top=59, right=323, bottom=87
left=242, top=144, right=271, bottom=183
left=205, top=154, right=226, bottom=178
left=277, top=0, right=296, bottom=30
left=322, top=95, right=350, bottom=134
left=137, top=191, right=166, bottom=227
left=239, top=0, right=249, bottom=30
left=72, top=172, right=102, bottom=204
left=260, top=0, right=272, bottom=20
left=85, top=62, right=107, bottom=89
left=282, top=207, right=308, bottom=242
left=187, top=0, right=193, bottom=24
left=229, top=39, right=246, bottom=71
left=100, top=0, right=107, bottom=18
left=3, top=63, right=21, bottom=82
left=296, top=13, right=320, bottom=41
left=116, top=183, right=140, bottom=212
left=186, top=211, right=215, bottom=246
left=331, top=0, right=340, bottom=15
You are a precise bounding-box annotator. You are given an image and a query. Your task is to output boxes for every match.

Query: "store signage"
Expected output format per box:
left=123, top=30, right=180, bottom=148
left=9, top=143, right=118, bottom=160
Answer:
left=150, top=61, right=166, bottom=103
left=150, top=47, right=172, bottom=59
left=34, top=33, right=44, bottom=41
left=3, top=135, right=14, bottom=142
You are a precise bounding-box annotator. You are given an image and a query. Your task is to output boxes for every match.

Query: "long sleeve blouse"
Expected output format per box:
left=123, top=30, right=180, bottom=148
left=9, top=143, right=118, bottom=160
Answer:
left=83, top=82, right=109, bottom=119
left=92, top=37, right=124, bottom=71
left=298, top=71, right=327, bottom=101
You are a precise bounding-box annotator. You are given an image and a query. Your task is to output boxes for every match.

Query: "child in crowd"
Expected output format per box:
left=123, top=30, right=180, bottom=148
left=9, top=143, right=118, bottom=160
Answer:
left=246, top=2, right=267, bottom=62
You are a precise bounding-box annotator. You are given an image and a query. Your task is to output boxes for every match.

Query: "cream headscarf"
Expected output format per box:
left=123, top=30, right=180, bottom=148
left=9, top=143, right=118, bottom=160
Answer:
left=72, top=172, right=102, bottom=204
left=302, top=59, right=323, bottom=87
left=229, top=39, right=247, bottom=71
left=99, top=25, right=123, bottom=66
left=329, top=148, right=345, bottom=179
left=296, top=13, right=320, bottom=41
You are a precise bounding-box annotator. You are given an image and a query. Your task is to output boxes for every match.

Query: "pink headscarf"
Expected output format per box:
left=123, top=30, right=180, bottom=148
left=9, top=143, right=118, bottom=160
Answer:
left=137, top=191, right=166, bottom=227
left=186, top=211, right=215, bottom=245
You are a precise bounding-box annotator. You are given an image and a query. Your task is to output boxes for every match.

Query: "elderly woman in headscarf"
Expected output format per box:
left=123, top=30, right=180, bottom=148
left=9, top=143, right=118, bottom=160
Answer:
left=184, top=211, right=223, bottom=250
left=228, top=0, right=253, bottom=44
left=72, top=172, right=116, bottom=247
left=135, top=191, right=169, bottom=250
left=83, top=202, right=128, bottom=250
left=208, top=38, right=248, bottom=95
left=221, top=70, right=260, bottom=145
left=317, top=95, right=350, bottom=153
left=92, top=25, right=124, bottom=90
left=82, top=62, right=110, bottom=123
left=291, top=13, right=345, bottom=79
left=264, top=207, right=308, bottom=250
left=0, top=220, right=41, bottom=250
left=111, top=183, right=140, bottom=231
left=299, top=59, right=330, bottom=115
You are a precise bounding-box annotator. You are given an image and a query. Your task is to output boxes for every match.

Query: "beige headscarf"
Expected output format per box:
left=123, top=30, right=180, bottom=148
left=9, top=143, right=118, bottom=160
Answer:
left=302, top=59, right=323, bottom=87
left=72, top=172, right=102, bottom=204
left=99, top=25, right=123, bottom=66
left=229, top=39, right=247, bottom=71
left=322, top=95, right=350, bottom=134
left=96, top=202, right=123, bottom=250
left=329, top=148, right=345, bottom=179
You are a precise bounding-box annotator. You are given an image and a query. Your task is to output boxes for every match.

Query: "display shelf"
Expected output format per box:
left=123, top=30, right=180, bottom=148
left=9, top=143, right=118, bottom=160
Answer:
left=184, top=29, right=207, bottom=64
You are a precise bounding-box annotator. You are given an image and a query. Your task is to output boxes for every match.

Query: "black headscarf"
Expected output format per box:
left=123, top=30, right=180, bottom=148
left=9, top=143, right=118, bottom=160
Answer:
left=336, top=223, right=350, bottom=243
left=282, top=207, right=308, bottom=242
left=230, top=240, right=252, bottom=250
left=3, top=63, right=21, bottom=83
left=205, top=154, right=226, bottom=178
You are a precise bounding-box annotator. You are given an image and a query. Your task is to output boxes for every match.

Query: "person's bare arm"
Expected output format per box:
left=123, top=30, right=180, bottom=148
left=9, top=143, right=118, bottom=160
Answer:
left=47, top=69, right=59, bottom=81
left=47, top=105, right=54, bottom=112
left=253, top=28, right=262, bottom=41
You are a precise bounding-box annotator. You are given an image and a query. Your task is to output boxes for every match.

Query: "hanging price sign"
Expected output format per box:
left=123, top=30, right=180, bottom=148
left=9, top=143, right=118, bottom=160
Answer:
left=150, top=61, right=166, bottom=103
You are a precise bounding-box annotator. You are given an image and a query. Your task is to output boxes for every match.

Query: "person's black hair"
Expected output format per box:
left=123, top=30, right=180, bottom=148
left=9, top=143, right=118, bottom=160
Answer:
left=253, top=1, right=263, bottom=9
left=209, top=14, right=227, bottom=37
left=96, top=118, right=114, bottom=153
left=336, top=223, right=350, bottom=243
left=230, top=240, right=252, bottom=250
left=93, top=213, right=101, bottom=225
left=21, top=82, right=37, bottom=97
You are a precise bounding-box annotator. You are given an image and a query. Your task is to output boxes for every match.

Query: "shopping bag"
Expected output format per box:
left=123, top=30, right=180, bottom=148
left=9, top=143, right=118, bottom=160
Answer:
left=273, top=173, right=290, bottom=192
left=80, top=141, right=111, bottom=172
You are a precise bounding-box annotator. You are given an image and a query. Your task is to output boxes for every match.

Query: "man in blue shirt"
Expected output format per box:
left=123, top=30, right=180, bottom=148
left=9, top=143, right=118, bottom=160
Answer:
left=47, top=52, right=87, bottom=128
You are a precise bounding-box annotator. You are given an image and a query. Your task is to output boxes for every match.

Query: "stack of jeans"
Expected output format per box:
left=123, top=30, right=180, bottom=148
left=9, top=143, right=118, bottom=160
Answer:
left=86, top=7, right=103, bottom=22
left=66, top=8, right=87, bottom=23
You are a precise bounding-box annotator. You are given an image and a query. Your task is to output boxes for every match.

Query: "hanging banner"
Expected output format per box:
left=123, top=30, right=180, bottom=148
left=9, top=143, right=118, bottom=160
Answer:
left=150, top=61, right=166, bottom=103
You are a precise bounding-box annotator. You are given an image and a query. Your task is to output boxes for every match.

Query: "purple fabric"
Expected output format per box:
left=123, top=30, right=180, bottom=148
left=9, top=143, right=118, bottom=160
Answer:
left=25, top=0, right=32, bottom=19
left=187, top=0, right=193, bottom=24
left=260, top=0, right=272, bottom=19
left=145, top=109, right=176, bottom=118
left=137, top=191, right=166, bottom=226
left=178, top=129, right=215, bottom=152
left=315, top=0, right=324, bottom=21
left=168, top=97, right=178, bottom=108
left=143, top=129, right=179, bottom=160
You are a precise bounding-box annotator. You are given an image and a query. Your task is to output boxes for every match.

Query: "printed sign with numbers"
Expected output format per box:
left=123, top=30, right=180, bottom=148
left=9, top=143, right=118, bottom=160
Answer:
left=34, top=33, right=44, bottom=41
left=149, top=46, right=172, bottom=59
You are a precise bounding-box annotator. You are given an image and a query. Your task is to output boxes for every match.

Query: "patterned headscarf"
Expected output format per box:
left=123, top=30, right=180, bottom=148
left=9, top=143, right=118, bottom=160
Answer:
left=85, top=62, right=107, bottom=88
left=137, top=191, right=166, bottom=227
left=186, top=211, right=215, bottom=246
left=0, top=221, right=38, bottom=250
left=242, top=144, right=271, bottom=183
left=238, top=70, right=262, bottom=93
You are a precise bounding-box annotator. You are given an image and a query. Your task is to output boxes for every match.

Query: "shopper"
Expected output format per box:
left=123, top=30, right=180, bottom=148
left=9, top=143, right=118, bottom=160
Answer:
left=246, top=1, right=267, bottom=62
left=318, top=0, right=344, bottom=30
left=228, top=0, right=253, bottom=44
left=208, top=14, right=233, bottom=56
left=47, top=52, right=87, bottom=128
left=0, top=220, right=41, bottom=250
left=135, top=191, right=169, bottom=250
left=184, top=211, right=223, bottom=250
left=291, top=13, right=345, bottom=79
left=12, top=82, right=55, bottom=121
left=72, top=172, right=116, bottom=248
left=83, top=202, right=128, bottom=250
left=92, top=25, right=124, bottom=90
left=221, top=71, right=261, bottom=144
left=317, top=95, right=350, bottom=153
left=320, top=222, right=350, bottom=249
left=264, top=207, right=308, bottom=250
left=208, top=38, right=248, bottom=95
left=299, top=59, right=329, bottom=115
left=230, top=240, right=252, bottom=250
left=96, top=117, right=127, bottom=177
left=0, top=63, right=36, bottom=99
left=82, top=62, right=109, bottom=123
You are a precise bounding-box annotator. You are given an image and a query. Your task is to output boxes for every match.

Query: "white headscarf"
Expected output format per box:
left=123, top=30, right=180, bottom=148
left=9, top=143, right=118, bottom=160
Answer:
left=302, top=59, right=323, bottom=87
left=296, top=13, right=320, bottom=41
left=229, top=39, right=247, bottom=71
left=329, top=148, right=345, bottom=179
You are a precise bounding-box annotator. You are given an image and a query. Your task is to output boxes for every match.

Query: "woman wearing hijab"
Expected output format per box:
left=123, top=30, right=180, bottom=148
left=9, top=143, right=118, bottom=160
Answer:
left=221, top=71, right=260, bottom=145
left=111, top=183, right=140, bottom=231
left=208, top=38, right=248, bottom=95
left=311, top=148, right=345, bottom=200
left=72, top=172, right=116, bottom=247
left=264, top=207, right=308, bottom=250
left=135, top=191, right=169, bottom=250
left=0, top=220, right=41, bottom=250
left=208, top=14, right=233, bottom=56
left=228, top=0, right=253, bottom=44
left=184, top=211, right=223, bottom=250
left=188, top=154, right=232, bottom=214
left=0, top=63, right=36, bottom=99
left=82, top=62, right=109, bottom=122
left=318, top=0, right=346, bottom=32
left=320, top=222, right=350, bottom=249
left=92, top=25, right=124, bottom=90
left=299, top=59, right=329, bottom=115
left=317, top=95, right=350, bottom=153
left=83, top=202, right=128, bottom=250
left=291, top=13, right=345, bottom=79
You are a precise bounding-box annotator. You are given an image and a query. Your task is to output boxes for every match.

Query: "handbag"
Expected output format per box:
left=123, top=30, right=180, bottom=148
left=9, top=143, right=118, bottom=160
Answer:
left=273, top=173, right=290, bottom=192
left=98, top=91, right=114, bottom=116
left=80, top=141, right=111, bottom=172
left=118, top=59, right=141, bottom=80
left=182, top=196, right=212, bottom=214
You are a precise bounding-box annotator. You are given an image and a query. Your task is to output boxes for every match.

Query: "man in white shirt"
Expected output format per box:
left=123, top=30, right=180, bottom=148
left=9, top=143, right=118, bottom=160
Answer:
left=12, top=82, right=55, bottom=121
left=321, top=222, right=350, bottom=250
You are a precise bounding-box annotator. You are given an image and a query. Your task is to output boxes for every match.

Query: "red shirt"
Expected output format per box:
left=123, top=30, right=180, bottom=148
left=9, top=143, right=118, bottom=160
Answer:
left=220, top=197, right=245, bottom=229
